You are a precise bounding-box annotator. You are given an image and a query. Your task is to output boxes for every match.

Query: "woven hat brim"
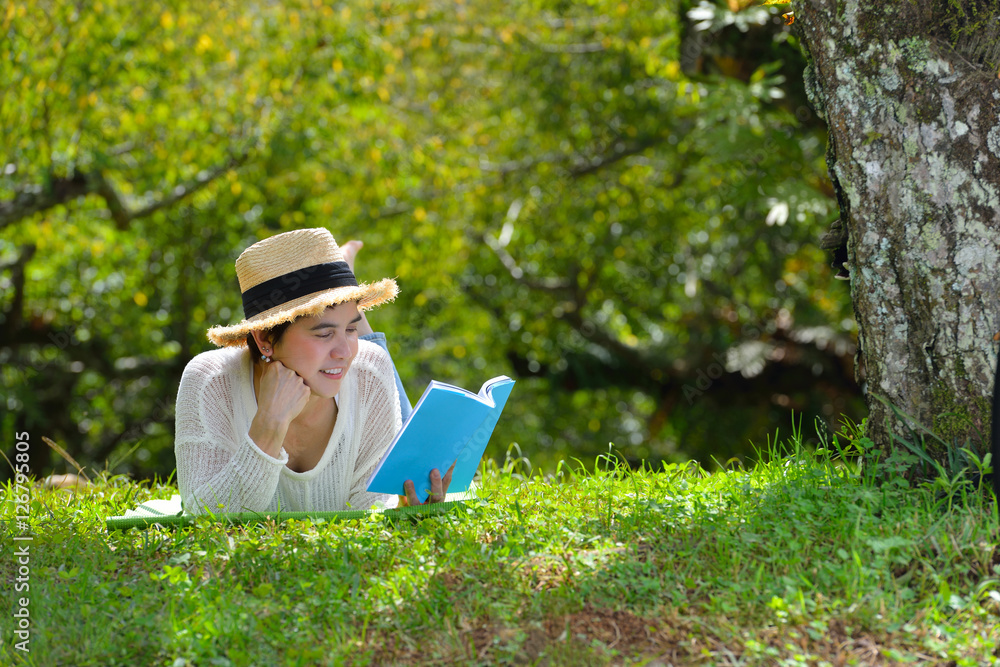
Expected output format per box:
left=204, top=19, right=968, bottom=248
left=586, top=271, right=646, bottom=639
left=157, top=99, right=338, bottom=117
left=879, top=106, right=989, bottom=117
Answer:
left=206, top=278, right=399, bottom=347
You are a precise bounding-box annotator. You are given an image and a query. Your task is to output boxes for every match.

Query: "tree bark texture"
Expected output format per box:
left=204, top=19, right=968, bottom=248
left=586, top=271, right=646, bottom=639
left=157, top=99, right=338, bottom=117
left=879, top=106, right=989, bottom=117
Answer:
left=796, top=0, right=1000, bottom=456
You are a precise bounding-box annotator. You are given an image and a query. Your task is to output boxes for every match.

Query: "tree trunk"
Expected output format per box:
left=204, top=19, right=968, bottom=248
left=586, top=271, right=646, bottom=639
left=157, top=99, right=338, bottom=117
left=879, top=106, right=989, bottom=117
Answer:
left=796, top=1, right=1000, bottom=460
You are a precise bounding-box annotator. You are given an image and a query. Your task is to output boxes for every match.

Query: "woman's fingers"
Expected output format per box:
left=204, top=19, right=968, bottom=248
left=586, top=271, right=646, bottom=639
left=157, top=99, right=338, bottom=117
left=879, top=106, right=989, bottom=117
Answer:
left=441, top=462, right=455, bottom=495
left=402, top=464, right=456, bottom=506
left=428, top=468, right=442, bottom=503
left=403, top=479, right=421, bottom=507
left=259, top=361, right=310, bottom=422
left=428, top=466, right=454, bottom=503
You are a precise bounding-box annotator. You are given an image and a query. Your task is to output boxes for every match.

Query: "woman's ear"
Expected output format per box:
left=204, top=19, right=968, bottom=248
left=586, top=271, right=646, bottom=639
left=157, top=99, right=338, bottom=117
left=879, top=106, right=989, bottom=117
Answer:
left=250, top=330, right=272, bottom=355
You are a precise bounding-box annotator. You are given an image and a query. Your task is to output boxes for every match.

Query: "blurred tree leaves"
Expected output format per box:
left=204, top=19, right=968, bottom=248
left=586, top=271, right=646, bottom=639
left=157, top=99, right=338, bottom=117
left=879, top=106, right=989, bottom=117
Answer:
left=1, top=0, right=863, bottom=478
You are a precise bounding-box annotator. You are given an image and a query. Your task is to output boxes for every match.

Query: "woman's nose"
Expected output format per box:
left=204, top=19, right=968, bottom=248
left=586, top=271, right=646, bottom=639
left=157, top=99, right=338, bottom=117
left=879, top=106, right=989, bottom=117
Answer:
left=330, top=334, right=351, bottom=357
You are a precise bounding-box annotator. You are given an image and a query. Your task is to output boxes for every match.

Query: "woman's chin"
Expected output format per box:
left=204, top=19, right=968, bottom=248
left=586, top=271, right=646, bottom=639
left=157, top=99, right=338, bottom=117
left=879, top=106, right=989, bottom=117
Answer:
left=308, top=379, right=342, bottom=399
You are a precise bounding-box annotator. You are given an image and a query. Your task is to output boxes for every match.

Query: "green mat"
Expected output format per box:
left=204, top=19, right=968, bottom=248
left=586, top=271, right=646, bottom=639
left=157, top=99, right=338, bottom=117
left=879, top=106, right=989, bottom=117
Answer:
left=105, top=494, right=472, bottom=530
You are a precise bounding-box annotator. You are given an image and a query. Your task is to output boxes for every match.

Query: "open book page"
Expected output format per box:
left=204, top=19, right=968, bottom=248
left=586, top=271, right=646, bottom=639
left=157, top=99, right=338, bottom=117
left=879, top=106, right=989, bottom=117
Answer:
left=417, top=376, right=510, bottom=406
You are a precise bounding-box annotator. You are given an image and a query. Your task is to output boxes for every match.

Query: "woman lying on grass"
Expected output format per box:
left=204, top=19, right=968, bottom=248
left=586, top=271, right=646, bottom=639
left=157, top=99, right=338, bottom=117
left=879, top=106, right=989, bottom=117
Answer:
left=174, top=228, right=451, bottom=514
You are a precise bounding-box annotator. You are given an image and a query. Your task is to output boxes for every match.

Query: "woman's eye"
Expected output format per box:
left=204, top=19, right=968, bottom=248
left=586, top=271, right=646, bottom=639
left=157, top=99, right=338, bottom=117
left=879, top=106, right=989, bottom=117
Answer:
left=317, top=333, right=333, bottom=339
left=346, top=327, right=358, bottom=334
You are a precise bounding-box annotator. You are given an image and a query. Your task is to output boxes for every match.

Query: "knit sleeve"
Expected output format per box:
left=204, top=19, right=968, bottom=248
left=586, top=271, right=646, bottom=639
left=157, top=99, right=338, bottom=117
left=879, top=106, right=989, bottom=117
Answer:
left=347, top=342, right=403, bottom=509
left=174, top=351, right=287, bottom=514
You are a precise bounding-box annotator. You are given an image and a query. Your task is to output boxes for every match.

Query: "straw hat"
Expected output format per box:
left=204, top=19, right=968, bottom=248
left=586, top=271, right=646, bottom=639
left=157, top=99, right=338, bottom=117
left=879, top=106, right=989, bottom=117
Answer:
left=207, top=228, right=398, bottom=347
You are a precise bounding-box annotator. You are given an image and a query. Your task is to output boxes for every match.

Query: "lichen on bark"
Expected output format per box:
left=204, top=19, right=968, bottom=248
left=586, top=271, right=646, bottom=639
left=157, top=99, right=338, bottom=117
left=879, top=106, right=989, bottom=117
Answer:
left=796, top=0, right=1000, bottom=462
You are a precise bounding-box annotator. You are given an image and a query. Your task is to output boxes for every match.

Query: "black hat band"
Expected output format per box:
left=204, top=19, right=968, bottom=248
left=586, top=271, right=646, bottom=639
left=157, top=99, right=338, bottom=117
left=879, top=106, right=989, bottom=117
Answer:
left=241, top=261, right=358, bottom=318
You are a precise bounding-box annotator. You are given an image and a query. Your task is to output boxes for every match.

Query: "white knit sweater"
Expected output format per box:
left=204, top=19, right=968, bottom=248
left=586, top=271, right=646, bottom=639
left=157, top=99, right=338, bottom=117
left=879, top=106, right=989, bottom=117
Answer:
left=174, top=340, right=401, bottom=514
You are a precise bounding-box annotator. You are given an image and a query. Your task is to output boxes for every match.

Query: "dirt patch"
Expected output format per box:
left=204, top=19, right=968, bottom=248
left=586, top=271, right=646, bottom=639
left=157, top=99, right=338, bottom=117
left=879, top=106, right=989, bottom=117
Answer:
left=751, top=620, right=928, bottom=667
left=467, top=605, right=696, bottom=665
left=363, top=609, right=991, bottom=665
left=544, top=606, right=660, bottom=652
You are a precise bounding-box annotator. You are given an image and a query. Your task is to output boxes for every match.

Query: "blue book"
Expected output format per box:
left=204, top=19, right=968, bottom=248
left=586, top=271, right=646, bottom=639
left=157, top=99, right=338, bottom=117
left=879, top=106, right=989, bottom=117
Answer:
left=366, top=376, right=515, bottom=503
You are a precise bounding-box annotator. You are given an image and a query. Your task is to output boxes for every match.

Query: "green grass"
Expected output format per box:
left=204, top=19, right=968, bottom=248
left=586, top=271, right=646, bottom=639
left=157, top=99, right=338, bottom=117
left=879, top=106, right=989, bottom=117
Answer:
left=2, top=431, right=999, bottom=666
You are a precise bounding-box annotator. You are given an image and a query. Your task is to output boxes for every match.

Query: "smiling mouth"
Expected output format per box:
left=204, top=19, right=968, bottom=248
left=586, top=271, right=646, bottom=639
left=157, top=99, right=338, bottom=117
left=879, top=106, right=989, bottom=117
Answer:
left=320, top=368, right=344, bottom=378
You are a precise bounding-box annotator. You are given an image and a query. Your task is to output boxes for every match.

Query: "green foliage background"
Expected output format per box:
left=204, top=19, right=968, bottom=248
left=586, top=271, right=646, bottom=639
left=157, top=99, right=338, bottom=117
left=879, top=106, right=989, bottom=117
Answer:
left=1, top=0, right=863, bottom=479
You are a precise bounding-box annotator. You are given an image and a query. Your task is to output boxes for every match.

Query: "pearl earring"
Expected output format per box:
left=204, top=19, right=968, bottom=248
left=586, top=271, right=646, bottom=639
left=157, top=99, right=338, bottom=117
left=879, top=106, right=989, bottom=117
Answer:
left=261, top=350, right=272, bottom=363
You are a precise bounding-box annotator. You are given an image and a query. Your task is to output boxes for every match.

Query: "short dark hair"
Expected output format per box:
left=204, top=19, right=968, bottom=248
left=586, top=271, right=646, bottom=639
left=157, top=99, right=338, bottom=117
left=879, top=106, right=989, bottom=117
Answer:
left=247, top=320, right=293, bottom=362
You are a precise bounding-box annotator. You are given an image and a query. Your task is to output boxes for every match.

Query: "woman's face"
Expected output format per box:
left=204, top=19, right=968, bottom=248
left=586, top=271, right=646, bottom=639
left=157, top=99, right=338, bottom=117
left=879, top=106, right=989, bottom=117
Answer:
left=269, top=302, right=361, bottom=399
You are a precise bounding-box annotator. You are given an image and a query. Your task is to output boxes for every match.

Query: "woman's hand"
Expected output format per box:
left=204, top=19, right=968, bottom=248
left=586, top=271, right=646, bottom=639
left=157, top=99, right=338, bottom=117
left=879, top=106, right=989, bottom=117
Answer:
left=249, top=361, right=311, bottom=457
left=400, top=462, right=455, bottom=506
left=257, top=361, right=311, bottom=423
